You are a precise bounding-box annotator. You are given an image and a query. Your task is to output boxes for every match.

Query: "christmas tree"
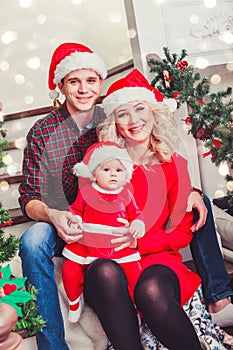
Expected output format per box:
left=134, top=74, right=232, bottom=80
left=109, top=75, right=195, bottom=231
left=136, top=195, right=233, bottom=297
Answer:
left=0, top=103, right=45, bottom=337
left=147, top=47, right=233, bottom=206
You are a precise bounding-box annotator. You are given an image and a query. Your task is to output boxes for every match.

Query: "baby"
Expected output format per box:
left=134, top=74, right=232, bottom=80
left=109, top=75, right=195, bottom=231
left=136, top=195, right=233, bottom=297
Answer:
left=62, top=141, right=145, bottom=322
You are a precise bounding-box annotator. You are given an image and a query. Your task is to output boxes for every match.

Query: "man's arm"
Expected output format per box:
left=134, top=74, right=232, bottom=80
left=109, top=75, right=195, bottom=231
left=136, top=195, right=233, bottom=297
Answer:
left=25, top=199, right=83, bottom=244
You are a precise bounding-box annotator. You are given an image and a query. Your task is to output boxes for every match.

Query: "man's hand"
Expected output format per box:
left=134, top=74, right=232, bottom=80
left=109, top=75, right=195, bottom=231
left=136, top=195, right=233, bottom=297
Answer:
left=186, top=191, right=207, bottom=232
left=111, top=218, right=137, bottom=251
left=45, top=208, right=83, bottom=243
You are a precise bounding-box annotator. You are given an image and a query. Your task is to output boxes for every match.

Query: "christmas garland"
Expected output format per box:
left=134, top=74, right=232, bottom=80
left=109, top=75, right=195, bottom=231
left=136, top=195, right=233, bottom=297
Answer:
left=147, top=47, right=233, bottom=205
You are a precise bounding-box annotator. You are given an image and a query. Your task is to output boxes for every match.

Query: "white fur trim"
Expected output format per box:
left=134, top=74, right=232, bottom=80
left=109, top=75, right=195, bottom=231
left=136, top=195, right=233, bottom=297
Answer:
left=163, top=98, right=177, bottom=112
left=83, top=223, right=124, bottom=235
left=63, top=246, right=140, bottom=265
left=102, top=87, right=156, bottom=116
left=86, top=145, right=134, bottom=179
left=54, top=51, right=107, bottom=84
left=73, top=162, right=92, bottom=178
left=68, top=295, right=82, bottom=306
left=49, top=89, right=59, bottom=100
left=92, top=182, right=123, bottom=194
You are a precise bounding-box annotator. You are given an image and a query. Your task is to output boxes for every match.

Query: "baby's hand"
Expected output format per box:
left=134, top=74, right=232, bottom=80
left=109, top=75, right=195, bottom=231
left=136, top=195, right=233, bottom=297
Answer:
left=129, top=220, right=145, bottom=239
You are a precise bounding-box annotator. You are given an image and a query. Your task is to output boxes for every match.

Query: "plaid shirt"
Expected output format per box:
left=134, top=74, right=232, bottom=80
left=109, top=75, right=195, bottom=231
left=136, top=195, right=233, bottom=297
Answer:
left=18, top=103, right=106, bottom=214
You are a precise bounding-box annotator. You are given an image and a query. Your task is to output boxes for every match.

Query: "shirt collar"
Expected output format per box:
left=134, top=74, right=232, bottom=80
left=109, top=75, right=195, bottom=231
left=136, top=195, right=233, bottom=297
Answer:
left=92, top=182, right=123, bottom=194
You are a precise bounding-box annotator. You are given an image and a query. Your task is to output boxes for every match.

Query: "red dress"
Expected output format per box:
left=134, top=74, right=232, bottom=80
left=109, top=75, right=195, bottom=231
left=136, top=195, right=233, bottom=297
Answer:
left=130, top=153, right=201, bottom=306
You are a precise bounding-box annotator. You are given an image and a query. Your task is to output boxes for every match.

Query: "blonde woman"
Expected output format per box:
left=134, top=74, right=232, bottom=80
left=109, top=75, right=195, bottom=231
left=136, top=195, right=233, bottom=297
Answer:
left=83, top=69, right=203, bottom=350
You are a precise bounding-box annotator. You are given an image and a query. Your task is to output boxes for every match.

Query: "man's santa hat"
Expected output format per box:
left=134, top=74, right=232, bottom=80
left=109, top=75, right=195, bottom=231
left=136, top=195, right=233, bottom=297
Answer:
left=102, top=68, right=177, bottom=116
left=48, top=42, right=107, bottom=101
left=73, top=141, right=134, bottom=180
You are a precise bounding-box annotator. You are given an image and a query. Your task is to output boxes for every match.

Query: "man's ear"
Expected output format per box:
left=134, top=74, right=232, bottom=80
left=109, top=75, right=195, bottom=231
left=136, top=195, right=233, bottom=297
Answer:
left=58, top=82, right=65, bottom=95
left=99, top=78, right=104, bottom=90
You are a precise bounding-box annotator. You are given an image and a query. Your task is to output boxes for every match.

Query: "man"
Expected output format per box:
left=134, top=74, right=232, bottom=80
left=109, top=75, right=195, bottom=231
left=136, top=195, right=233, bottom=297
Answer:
left=18, top=42, right=233, bottom=350
left=18, top=42, right=109, bottom=350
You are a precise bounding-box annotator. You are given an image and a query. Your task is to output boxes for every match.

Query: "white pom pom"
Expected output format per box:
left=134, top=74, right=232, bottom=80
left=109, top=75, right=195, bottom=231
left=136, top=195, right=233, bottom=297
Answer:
left=163, top=98, right=177, bottom=112
left=49, top=90, right=59, bottom=100
left=73, top=162, right=91, bottom=178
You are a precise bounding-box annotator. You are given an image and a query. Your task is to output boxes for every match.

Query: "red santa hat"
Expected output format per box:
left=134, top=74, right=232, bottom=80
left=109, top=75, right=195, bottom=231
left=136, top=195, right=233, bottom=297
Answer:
left=102, top=69, right=177, bottom=116
left=73, top=141, right=134, bottom=180
left=48, top=42, right=107, bottom=100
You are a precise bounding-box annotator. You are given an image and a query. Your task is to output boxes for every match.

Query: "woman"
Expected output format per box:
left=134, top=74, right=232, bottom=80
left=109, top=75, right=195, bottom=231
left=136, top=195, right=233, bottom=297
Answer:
left=83, top=68, right=203, bottom=350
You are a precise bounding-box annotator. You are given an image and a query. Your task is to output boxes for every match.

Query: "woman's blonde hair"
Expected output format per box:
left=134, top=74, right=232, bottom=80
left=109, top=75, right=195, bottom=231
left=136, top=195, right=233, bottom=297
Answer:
left=97, top=101, right=180, bottom=165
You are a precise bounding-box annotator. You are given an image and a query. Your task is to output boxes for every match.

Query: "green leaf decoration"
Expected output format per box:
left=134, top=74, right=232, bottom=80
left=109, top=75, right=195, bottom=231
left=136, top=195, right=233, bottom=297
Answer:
left=0, top=264, right=12, bottom=279
left=0, top=264, right=33, bottom=316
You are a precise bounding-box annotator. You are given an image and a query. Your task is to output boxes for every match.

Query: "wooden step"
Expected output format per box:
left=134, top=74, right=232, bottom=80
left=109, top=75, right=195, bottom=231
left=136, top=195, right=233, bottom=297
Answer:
left=0, top=172, right=23, bottom=184
left=9, top=208, right=31, bottom=225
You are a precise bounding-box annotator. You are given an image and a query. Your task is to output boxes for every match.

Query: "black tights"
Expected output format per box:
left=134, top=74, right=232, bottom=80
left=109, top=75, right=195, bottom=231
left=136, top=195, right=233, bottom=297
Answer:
left=135, top=264, right=202, bottom=350
left=84, top=259, right=202, bottom=350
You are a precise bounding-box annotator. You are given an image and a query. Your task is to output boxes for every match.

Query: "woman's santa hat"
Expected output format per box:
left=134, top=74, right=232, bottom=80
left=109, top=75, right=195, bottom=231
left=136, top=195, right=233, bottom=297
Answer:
left=73, top=141, right=134, bottom=180
left=102, top=68, right=177, bottom=116
left=48, top=42, right=107, bottom=100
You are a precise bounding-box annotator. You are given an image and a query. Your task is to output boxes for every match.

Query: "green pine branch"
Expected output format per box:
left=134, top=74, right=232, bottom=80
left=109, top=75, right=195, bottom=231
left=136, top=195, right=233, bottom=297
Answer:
left=147, top=47, right=233, bottom=205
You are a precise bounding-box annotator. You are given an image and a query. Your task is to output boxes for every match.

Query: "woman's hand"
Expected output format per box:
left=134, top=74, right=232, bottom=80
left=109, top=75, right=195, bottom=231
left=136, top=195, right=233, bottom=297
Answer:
left=111, top=218, right=137, bottom=251
left=186, top=191, right=207, bottom=232
left=45, top=208, right=83, bottom=243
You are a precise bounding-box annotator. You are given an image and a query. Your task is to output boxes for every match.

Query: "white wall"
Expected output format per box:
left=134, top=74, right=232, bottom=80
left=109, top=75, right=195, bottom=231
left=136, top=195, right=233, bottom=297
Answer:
left=123, top=0, right=233, bottom=198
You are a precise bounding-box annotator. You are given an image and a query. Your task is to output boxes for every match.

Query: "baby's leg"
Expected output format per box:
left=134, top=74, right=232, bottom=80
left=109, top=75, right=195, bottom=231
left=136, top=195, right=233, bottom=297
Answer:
left=62, top=259, right=86, bottom=322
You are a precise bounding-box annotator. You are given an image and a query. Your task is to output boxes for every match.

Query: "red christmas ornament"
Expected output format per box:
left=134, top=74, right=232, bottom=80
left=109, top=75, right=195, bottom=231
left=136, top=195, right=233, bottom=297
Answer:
left=172, top=92, right=180, bottom=99
left=214, top=139, right=221, bottom=148
left=176, top=60, right=188, bottom=73
left=0, top=221, right=12, bottom=228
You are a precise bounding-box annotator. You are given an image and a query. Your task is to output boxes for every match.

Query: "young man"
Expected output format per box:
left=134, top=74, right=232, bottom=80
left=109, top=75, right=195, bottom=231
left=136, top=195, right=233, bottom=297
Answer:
left=18, top=42, right=233, bottom=350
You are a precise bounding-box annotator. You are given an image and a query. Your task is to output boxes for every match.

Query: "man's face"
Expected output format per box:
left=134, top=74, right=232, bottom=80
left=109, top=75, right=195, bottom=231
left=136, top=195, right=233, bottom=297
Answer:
left=58, top=69, right=103, bottom=114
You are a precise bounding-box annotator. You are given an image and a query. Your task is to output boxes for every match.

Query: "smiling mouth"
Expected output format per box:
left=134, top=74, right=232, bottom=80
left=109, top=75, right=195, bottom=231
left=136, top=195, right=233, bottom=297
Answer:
left=77, top=97, right=92, bottom=103
left=128, top=124, right=144, bottom=133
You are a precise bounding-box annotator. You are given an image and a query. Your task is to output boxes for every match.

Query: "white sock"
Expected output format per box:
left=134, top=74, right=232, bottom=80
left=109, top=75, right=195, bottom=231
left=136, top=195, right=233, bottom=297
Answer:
left=68, top=294, right=84, bottom=323
left=210, top=303, right=233, bottom=328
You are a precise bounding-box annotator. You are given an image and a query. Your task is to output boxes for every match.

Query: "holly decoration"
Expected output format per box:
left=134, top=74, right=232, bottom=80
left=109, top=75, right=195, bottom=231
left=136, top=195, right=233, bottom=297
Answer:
left=148, top=47, right=233, bottom=205
left=0, top=264, right=32, bottom=317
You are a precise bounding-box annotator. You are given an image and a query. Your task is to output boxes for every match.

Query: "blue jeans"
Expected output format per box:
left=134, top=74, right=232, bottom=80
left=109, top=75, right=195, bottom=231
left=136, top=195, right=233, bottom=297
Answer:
left=19, top=222, right=69, bottom=350
left=190, top=195, right=233, bottom=305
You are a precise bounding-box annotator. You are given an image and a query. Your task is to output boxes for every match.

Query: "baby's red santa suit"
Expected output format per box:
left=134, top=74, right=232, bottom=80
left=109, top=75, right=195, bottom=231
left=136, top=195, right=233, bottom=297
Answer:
left=62, top=141, right=144, bottom=323
left=65, top=140, right=141, bottom=252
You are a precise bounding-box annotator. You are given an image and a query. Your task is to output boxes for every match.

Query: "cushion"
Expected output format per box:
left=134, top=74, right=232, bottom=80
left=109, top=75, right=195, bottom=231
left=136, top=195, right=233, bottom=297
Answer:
left=213, top=205, right=233, bottom=251
left=213, top=196, right=233, bottom=216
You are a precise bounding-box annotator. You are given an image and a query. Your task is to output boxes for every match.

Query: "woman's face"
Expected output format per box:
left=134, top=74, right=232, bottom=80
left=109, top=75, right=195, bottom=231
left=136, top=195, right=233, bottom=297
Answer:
left=114, top=101, right=154, bottom=146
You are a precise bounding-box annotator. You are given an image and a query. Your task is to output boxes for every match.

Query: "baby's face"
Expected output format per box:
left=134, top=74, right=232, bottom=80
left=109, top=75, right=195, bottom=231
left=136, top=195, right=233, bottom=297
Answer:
left=93, top=159, right=128, bottom=191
